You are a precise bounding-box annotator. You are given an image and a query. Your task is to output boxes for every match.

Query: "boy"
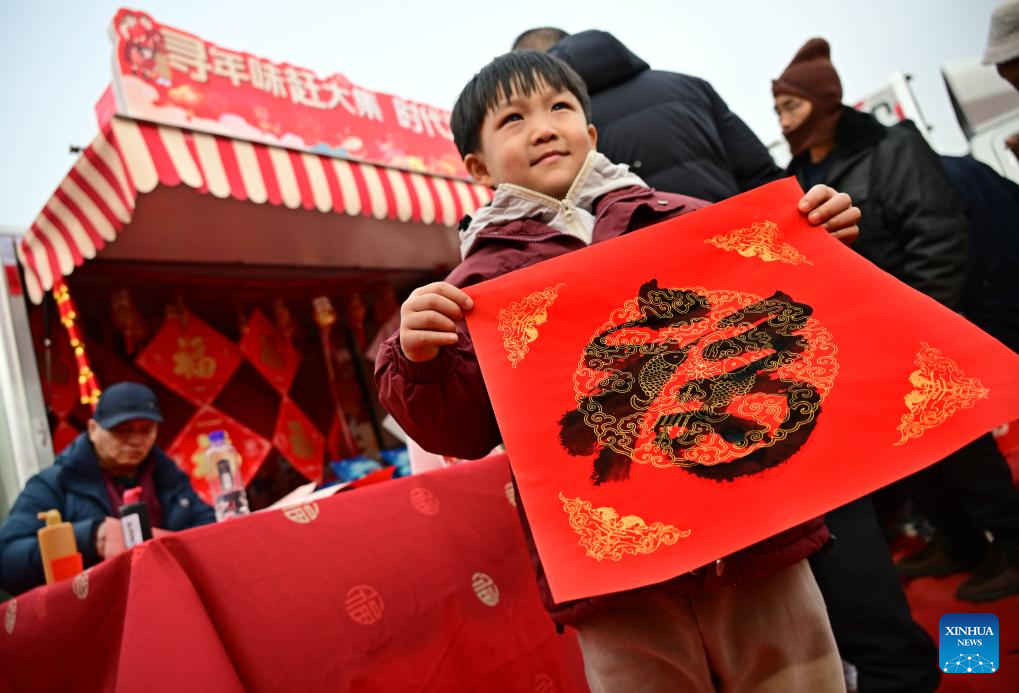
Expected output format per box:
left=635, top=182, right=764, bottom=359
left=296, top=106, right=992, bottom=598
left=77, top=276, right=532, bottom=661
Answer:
left=376, top=51, right=856, bottom=691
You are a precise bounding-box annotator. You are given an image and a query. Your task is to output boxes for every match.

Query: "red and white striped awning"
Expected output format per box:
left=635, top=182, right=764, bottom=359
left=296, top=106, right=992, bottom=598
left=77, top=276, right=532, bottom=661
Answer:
left=17, top=116, right=492, bottom=304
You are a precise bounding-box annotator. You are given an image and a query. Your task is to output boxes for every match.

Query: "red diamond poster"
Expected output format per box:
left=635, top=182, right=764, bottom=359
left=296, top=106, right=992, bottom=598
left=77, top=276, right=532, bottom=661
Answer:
left=274, top=396, right=325, bottom=482
left=463, top=178, right=1019, bottom=603
left=136, top=312, right=242, bottom=405
left=167, top=405, right=271, bottom=504
left=240, top=309, right=300, bottom=394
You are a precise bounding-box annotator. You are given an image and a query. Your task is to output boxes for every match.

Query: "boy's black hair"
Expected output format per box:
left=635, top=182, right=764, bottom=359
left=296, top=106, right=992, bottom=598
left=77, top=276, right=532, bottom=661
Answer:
left=451, top=50, right=592, bottom=159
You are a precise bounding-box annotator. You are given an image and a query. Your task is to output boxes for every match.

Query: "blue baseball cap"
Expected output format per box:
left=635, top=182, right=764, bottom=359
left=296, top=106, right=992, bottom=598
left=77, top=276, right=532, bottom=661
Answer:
left=93, top=382, right=163, bottom=430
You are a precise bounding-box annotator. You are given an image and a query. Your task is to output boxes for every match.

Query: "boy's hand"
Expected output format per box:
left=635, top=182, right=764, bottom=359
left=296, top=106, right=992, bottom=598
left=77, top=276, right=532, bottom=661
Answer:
left=797, top=184, right=861, bottom=246
left=400, top=282, right=474, bottom=362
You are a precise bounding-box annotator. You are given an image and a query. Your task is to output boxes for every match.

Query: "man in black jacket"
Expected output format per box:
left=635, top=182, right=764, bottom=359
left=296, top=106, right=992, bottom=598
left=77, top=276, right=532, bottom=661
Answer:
left=512, top=28, right=783, bottom=202
left=775, top=34, right=1019, bottom=681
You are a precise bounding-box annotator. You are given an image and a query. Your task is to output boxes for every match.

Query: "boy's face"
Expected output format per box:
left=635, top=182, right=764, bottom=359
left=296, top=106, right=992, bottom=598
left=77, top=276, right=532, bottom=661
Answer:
left=465, top=80, right=597, bottom=199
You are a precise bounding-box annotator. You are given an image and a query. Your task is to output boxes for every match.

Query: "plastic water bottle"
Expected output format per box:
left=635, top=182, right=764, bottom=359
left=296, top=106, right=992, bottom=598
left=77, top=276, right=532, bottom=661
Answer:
left=205, top=430, right=250, bottom=521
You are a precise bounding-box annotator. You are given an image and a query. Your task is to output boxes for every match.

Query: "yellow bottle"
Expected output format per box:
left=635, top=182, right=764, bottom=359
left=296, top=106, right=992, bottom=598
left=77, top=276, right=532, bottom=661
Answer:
left=36, top=510, right=78, bottom=585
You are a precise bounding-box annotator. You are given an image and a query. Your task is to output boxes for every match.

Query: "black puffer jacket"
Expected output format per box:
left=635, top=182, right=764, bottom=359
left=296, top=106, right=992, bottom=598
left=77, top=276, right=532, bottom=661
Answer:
left=787, top=107, right=968, bottom=309
left=550, top=30, right=782, bottom=202
left=940, top=155, right=1019, bottom=352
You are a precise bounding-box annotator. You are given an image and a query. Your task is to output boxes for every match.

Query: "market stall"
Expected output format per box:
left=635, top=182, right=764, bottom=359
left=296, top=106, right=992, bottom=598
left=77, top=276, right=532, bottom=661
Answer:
left=15, top=8, right=491, bottom=505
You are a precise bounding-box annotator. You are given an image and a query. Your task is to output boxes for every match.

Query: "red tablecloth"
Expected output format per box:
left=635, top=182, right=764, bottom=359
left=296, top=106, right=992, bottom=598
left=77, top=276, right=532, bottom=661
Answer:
left=0, top=456, right=588, bottom=692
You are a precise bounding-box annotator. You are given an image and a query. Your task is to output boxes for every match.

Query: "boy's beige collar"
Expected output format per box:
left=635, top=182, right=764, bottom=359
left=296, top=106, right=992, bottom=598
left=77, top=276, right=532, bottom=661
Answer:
left=497, top=149, right=601, bottom=210
left=461, top=152, right=646, bottom=258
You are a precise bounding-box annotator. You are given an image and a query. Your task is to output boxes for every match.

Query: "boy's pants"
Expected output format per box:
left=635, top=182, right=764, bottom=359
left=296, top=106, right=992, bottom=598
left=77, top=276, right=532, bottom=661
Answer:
left=573, top=559, right=845, bottom=692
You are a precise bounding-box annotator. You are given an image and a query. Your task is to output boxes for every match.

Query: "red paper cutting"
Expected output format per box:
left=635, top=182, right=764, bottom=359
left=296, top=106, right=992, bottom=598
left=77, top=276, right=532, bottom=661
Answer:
left=464, top=177, right=1019, bottom=603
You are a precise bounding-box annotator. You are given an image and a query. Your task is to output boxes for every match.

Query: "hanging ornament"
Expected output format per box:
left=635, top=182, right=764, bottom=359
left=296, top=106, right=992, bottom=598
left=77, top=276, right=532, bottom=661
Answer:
left=373, top=284, right=399, bottom=325
left=136, top=308, right=241, bottom=405
left=166, top=405, right=272, bottom=505
left=273, top=396, right=326, bottom=482
left=348, top=293, right=367, bottom=349
left=273, top=298, right=295, bottom=342
left=312, top=296, right=336, bottom=329
left=240, top=309, right=301, bottom=394
left=110, top=288, right=148, bottom=356
left=312, top=296, right=359, bottom=457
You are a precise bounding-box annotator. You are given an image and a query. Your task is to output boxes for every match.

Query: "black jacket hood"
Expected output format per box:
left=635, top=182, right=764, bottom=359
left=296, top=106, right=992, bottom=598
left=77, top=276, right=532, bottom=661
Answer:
left=550, top=30, right=649, bottom=94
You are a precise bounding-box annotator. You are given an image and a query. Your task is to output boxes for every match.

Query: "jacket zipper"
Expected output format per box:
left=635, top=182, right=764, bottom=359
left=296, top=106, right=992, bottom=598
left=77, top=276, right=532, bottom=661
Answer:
left=497, top=152, right=598, bottom=238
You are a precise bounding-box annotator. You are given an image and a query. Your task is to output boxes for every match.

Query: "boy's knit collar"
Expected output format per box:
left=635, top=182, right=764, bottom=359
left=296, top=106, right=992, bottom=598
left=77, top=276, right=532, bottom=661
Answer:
left=460, top=151, right=647, bottom=258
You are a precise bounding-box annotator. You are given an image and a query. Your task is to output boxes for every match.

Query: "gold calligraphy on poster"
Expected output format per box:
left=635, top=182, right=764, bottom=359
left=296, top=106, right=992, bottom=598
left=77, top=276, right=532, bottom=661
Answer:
left=895, top=342, right=989, bottom=445
left=189, top=433, right=212, bottom=479
left=173, top=336, right=218, bottom=379
left=559, top=493, right=690, bottom=561
left=288, top=420, right=314, bottom=459
left=259, top=334, right=286, bottom=370
left=706, top=220, right=812, bottom=266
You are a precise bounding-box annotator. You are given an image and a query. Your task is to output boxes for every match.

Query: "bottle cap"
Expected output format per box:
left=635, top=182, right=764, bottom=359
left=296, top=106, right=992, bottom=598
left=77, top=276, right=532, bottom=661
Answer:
left=37, top=509, right=63, bottom=526
left=122, top=487, right=143, bottom=505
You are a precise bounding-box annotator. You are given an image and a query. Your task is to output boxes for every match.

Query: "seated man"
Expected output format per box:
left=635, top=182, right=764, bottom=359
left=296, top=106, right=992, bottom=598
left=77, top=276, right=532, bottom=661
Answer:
left=0, top=382, right=214, bottom=594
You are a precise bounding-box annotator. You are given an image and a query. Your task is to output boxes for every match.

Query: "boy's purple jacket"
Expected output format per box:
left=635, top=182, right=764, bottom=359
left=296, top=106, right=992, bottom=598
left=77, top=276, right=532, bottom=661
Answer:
left=374, top=184, right=829, bottom=624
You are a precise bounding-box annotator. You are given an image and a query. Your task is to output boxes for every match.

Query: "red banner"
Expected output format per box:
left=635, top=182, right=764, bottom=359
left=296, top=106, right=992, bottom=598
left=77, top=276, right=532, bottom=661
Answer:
left=136, top=312, right=241, bottom=405
left=463, top=178, right=1019, bottom=603
left=108, top=8, right=468, bottom=180
left=166, top=405, right=271, bottom=504
left=240, top=309, right=300, bottom=394
left=274, top=396, right=326, bottom=482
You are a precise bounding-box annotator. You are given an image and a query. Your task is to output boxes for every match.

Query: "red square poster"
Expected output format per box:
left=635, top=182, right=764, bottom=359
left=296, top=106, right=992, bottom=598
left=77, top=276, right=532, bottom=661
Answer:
left=464, top=178, right=1019, bottom=603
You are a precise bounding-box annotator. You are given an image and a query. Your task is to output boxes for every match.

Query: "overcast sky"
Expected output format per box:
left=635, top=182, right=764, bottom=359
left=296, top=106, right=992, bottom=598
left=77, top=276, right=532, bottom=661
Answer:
left=0, top=0, right=1000, bottom=229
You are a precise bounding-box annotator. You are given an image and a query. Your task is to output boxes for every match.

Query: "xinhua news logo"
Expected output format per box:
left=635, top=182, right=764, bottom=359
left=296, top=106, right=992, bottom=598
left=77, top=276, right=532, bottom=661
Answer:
left=939, top=613, right=999, bottom=674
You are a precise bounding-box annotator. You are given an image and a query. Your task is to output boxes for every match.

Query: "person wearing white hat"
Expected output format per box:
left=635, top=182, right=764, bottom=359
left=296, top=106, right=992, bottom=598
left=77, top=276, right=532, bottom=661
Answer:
left=984, top=0, right=1019, bottom=90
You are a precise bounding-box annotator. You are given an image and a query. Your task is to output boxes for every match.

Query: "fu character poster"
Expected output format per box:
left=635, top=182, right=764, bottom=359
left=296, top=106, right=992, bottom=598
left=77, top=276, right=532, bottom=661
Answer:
left=464, top=178, right=1019, bottom=603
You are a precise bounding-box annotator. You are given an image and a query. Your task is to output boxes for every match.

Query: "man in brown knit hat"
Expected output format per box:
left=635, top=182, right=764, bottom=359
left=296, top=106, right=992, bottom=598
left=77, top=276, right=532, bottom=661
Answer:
left=771, top=36, right=970, bottom=693
left=774, top=34, right=1019, bottom=688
